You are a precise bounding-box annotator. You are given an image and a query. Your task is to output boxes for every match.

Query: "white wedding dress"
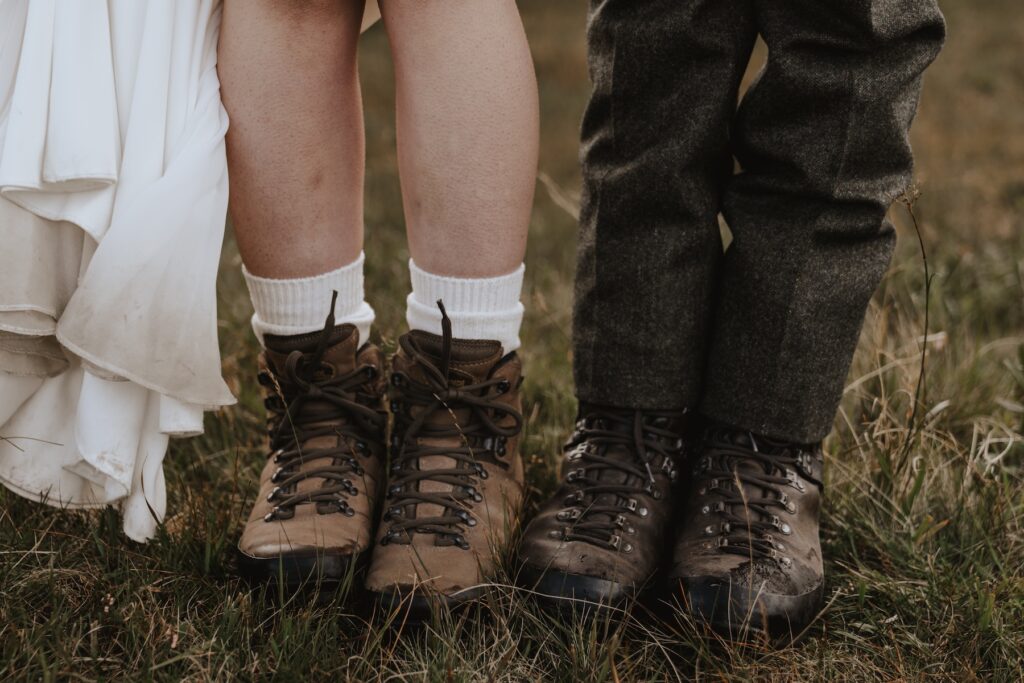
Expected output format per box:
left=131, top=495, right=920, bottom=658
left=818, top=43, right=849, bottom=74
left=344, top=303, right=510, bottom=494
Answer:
left=0, top=0, right=234, bottom=541
left=0, top=0, right=382, bottom=542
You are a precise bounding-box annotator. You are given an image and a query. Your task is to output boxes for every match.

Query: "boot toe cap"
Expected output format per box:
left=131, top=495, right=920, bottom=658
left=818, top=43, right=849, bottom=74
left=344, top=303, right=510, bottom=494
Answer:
left=674, top=573, right=824, bottom=641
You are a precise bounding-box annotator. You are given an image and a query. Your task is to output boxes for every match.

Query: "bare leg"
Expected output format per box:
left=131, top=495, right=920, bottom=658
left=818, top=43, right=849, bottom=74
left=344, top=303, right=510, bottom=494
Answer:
left=380, top=1, right=539, bottom=278
left=218, top=0, right=366, bottom=279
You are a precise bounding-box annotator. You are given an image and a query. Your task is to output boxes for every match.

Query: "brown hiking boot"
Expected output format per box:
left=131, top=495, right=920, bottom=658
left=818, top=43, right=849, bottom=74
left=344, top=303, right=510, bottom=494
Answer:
left=518, top=405, right=690, bottom=612
left=365, top=304, right=524, bottom=616
left=237, top=298, right=387, bottom=587
left=670, top=425, right=825, bottom=641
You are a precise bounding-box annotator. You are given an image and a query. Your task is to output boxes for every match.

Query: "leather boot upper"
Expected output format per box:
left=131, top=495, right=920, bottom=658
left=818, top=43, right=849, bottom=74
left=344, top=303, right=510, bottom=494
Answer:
left=238, top=323, right=387, bottom=560
left=519, top=406, right=689, bottom=589
left=670, top=427, right=824, bottom=598
left=365, top=320, right=524, bottom=597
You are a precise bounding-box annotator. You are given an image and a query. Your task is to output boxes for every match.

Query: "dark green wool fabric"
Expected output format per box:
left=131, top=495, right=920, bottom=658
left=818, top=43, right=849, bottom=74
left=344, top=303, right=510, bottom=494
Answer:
left=572, top=0, right=945, bottom=443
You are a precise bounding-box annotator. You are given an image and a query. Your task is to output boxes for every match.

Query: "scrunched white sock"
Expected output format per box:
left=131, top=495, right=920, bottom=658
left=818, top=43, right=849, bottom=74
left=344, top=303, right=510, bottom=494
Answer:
left=243, top=252, right=375, bottom=346
left=405, top=259, right=525, bottom=353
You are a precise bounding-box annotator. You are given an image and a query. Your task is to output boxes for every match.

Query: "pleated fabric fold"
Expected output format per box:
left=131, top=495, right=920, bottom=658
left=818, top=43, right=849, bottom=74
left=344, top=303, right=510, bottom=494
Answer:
left=0, top=0, right=234, bottom=541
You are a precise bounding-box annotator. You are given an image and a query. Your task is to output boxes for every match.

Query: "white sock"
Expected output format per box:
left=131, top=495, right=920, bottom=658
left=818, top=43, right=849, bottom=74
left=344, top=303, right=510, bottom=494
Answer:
left=406, top=259, right=525, bottom=353
left=243, top=252, right=375, bottom=346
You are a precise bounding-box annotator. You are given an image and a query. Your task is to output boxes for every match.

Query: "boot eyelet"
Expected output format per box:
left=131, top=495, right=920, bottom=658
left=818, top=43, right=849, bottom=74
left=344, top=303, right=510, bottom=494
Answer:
left=614, top=514, right=626, bottom=528
left=609, top=534, right=622, bottom=550
left=638, top=506, right=649, bottom=518
left=622, top=543, right=634, bottom=554
left=780, top=556, right=793, bottom=567
left=364, top=365, right=378, bottom=380
left=496, top=379, right=511, bottom=394
left=704, top=525, right=715, bottom=536
left=781, top=523, right=792, bottom=535
left=453, top=534, right=470, bottom=550
left=625, top=526, right=636, bottom=535
left=391, top=373, right=405, bottom=387
left=548, top=529, right=564, bottom=540
left=267, top=486, right=282, bottom=502
left=270, top=467, right=284, bottom=483
left=701, top=505, right=710, bottom=515
left=264, top=506, right=291, bottom=522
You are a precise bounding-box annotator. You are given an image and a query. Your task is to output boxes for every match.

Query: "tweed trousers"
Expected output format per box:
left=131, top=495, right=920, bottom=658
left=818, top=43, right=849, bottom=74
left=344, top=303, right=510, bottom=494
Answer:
left=572, top=0, right=946, bottom=443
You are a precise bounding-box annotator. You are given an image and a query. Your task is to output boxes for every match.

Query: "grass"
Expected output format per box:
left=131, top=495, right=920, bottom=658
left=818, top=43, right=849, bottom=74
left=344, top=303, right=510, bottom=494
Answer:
left=2, top=0, right=1023, bottom=679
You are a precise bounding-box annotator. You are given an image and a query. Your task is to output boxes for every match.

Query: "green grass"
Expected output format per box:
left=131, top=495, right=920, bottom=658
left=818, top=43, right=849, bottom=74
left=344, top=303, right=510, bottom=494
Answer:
left=2, top=0, right=1023, bottom=680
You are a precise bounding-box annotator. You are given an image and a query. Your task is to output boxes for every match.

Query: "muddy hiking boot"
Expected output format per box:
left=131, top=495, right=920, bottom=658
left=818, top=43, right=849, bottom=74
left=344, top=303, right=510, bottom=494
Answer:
left=670, top=425, right=825, bottom=641
left=365, top=302, right=525, bottom=616
left=518, top=405, right=690, bottom=612
left=238, top=293, right=387, bottom=587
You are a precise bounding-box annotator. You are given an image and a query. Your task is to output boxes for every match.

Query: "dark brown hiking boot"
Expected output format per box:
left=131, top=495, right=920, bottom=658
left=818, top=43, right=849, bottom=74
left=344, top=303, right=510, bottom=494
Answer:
left=365, top=303, right=524, bottom=616
left=518, top=405, right=690, bottom=612
left=670, top=425, right=825, bottom=641
left=237, top=295, right=387, bottom=587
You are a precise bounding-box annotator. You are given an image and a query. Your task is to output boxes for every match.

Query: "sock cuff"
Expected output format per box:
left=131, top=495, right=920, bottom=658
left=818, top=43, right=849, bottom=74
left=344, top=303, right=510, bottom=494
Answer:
left=406, top=259, right=525, bottom=352
left=243, top=253, right=374, bottom=344
left=408, top=259, right=524, bottom=313
left=243, top=253, right=366, bottom=330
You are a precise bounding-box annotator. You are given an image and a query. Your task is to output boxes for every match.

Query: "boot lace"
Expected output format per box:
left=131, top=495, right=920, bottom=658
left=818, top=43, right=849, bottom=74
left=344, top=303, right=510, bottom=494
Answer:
left=695, top=429, right=822, bottom=563
left=557, top=408, right=685, bottom=552
left=380, top=301, right=523, bottom=549
left=262, top=292, right=386, bottom=522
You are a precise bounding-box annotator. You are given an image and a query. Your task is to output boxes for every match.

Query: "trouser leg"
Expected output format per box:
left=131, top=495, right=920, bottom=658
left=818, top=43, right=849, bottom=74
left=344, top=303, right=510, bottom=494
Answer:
left=701, top=0, right=945, bottom=442
left=574, top=0, right=757, bottom=410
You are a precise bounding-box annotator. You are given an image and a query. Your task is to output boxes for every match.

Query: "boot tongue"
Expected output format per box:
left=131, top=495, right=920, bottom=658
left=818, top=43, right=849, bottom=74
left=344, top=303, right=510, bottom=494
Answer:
left=264, top=324, right=361, bottom=378
left=402, top=329, right=503, bottom=384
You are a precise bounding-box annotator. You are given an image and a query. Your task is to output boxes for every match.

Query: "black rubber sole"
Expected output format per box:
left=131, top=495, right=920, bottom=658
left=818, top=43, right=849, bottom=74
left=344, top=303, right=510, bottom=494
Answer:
left=675, top=576, right=824, bottom=643
left=236, top=548, right=365, bottom=592
left=371, top=585, right=485, bottom=625
left=517, top=563, right=647, bottom=618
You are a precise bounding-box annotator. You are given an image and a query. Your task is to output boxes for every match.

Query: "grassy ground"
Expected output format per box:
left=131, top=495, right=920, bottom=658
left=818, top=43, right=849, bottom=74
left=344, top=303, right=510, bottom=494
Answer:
left=3, top=0, right=1023, bottom=680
